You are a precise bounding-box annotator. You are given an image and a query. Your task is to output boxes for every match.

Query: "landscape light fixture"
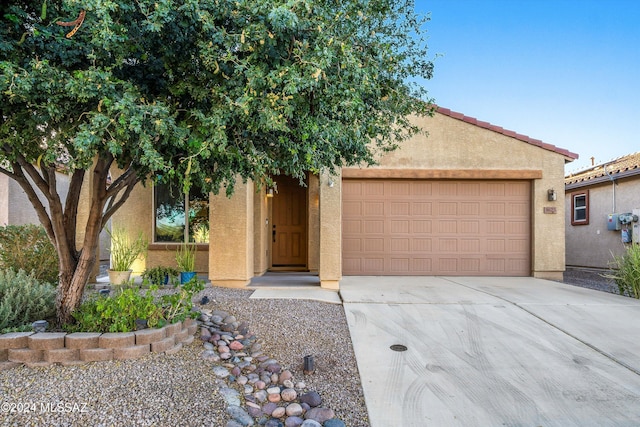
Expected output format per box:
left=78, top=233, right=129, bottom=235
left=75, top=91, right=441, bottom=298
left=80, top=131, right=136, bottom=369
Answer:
left=32, top=320, right=48, bottom=333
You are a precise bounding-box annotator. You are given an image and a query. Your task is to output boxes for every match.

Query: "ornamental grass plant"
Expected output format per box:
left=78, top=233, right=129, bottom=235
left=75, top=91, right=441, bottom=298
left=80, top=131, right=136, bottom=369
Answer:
left=605, top=244, right=640, bottom=298
left=107, top=227, right=148, bottom=272
left=175, top=243, right=196, bottom=272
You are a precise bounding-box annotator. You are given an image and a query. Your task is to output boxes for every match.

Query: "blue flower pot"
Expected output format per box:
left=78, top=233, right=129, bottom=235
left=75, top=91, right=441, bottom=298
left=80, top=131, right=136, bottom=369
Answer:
left=180, top=271, right=197, bottom=284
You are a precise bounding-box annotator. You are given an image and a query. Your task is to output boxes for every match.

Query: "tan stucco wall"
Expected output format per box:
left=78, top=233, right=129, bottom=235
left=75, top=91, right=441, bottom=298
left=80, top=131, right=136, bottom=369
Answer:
left=307, top=175, right=320, bottom=273
left=318, top=170, right=342, bottom=289
left=209, top=181, right=254, bottom=286
left=253, top=184, right=270, bottom=276
left=111, top=111, right=570, bottom=285
left=565, top=176, right=640, bottom=269
left=340, top=112, right=569, bottom=280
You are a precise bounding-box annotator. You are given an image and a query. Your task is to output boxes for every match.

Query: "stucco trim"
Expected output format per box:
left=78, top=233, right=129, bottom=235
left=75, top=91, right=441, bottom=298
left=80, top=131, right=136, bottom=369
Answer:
left=342, top=168, right=543, bottom=180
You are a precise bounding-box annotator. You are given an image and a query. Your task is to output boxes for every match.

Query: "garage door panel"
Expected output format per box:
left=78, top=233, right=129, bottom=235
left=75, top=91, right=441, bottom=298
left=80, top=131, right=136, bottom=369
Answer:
left=363, top=238, right=384, bottom=252
left=363, top=201, right=384, bottom=216
left=363, top=258, right=385, bottom=272
left=364, top=220, right=384, bottom=233
left=411, top=220, right=432, bottom=233
left=411, top=238, right=433, bottom=252
left=342, top=179, right=530, bottom=276
left=412, top=202, right=432, bottom=215
left=390, top=220, right=409, bottom=233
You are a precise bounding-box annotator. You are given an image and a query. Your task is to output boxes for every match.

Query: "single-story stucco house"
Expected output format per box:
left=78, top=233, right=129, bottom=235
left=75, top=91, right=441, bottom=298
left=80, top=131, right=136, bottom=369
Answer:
left=564, top=152, right=640, bottom=269
left=112, top=107, right=578, bottom=289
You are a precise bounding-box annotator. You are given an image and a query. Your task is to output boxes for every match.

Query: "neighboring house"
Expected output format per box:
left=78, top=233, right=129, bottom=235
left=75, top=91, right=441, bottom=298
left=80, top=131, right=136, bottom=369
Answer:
left=564, top=152, right=640, bottom=270
left=0, top=173, right=70, bottom=226
left=0, top=170, right=111, bottom=274
left=114, top=107, right=577, bottom=289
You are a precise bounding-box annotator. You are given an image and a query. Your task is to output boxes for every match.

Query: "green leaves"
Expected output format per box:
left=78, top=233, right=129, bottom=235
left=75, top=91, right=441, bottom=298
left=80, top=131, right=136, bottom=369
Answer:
left=0, top=0, right=434, bottom=220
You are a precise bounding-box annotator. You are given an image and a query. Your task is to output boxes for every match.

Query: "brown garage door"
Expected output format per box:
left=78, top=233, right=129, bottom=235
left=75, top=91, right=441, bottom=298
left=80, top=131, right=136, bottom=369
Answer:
left=342, top=179, right=531, bottom=276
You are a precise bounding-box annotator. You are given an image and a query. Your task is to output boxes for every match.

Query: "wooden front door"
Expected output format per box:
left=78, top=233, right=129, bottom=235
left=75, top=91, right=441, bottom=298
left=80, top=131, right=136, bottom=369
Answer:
left=271, top=175, right=307, bottom=267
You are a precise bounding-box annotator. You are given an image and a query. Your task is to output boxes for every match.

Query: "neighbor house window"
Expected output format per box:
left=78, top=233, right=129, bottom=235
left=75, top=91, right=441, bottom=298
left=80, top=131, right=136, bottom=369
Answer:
left=154, top=180, right=209, bottom=243
left=571, top=191, right=589, bottom=226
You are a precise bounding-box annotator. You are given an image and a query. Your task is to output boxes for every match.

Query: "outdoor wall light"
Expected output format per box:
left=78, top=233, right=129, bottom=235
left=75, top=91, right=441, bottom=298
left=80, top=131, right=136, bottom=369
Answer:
left=266, top=183, right=278, bottom=198
left=328, top=179, right=334, bottom=188
left=547, top=189, right=557, bottom=201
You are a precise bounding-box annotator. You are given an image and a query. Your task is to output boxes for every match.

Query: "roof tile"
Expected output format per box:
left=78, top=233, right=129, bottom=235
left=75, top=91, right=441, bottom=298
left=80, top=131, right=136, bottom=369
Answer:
left=565, top=152, right=640, bottom=184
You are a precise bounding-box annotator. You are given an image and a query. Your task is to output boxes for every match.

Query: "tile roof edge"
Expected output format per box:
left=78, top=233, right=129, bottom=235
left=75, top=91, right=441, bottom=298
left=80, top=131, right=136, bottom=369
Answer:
left=434, top=106, right=579, bottom=160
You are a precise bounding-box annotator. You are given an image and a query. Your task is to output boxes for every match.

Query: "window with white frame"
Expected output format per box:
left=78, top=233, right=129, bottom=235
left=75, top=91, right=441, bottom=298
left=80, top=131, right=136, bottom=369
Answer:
left=154, top=180, right=209, bottom=243
left=571, top=191, right=589, bottom=226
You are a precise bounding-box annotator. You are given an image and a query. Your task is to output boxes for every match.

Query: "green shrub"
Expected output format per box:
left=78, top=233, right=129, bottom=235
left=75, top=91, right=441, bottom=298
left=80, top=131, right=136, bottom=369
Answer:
left=160, top=278, right=205, bottom=324
left=67, top=286, right=163, bottom=333
left=142, top=266, right=179, bottom=286
left=66, top=278, right=204, bottom=333
left=0, top=224, right=59, bottom=284
left=606, top=244, right=640, bottom=298
left=0, top=269, right=56, bottom=332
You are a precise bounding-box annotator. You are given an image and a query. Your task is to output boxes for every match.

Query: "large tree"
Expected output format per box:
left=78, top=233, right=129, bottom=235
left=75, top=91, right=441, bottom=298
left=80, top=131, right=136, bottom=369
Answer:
left=0, top=0, right=434, bottom=324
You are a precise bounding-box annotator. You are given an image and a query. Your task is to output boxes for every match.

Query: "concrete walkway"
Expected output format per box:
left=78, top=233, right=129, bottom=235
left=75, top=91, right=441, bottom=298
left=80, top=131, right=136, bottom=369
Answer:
left=340, top=276, right=640, bottom=427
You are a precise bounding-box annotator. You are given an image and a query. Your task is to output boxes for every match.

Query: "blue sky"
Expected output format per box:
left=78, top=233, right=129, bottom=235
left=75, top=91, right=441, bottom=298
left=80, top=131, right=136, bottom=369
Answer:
left=412, top=0, right=639, bottom=173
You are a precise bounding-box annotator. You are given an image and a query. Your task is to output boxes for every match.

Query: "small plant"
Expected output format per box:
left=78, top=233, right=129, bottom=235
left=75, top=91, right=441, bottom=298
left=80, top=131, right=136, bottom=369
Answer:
left=107, top=227, right=148, bottom=271
left=142, top=266, right=179, bottom=286
left=66, top=278, right=204, bottom=332
left=0, top=224, right=59, bottom=285
left=66, top=286, right=163, bottom=333
left=0, top=268, right=56, bottom=332
left=176, top=243, right=196, bottom=272
left=160, top=278, right=205, bottom=323
left=605, top=244, right=640, bottom=298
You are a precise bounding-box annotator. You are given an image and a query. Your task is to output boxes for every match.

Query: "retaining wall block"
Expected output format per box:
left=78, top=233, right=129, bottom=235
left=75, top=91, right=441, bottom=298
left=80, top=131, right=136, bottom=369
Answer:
left=28, top=333, right=66, bottom=351
left=99, top=332, right=135, bottom=349
left=151, top=336, right=175, bottom=353
left=165, top=342, right=183, bottom=355
left=65, top=333, right=101, bottom=350
left=134, top=327, right=166, bottom=346
left=0, top=361, right=22, bottom=370
left=181, top=335, right=194, bottom=346
left=0, top=332, right=33, bottom=350
left=113, top=344, right=150, bottom=360
left=174, top=328, right=189, bottom=343
left=44, top=348, right=80, bottom=364
left=80, top=348, right=113, bottom=362
left=187, top=324, right=198, bottom=336
left=164, top=321, right=182, bottom=337
left=8, top=348, right=43, bottom=363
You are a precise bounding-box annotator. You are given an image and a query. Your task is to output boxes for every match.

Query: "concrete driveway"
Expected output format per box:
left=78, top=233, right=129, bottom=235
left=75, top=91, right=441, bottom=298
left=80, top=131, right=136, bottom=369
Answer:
left=340, top=276, right=640, bottom=427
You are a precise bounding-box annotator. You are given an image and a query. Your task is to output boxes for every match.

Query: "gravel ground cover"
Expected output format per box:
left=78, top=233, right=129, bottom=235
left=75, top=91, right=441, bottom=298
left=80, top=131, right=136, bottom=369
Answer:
left=561, top=267, right=619, bottom=294
left=0, top=269, right=623, bottom=427
left=0, top=285, right=369, bottom=427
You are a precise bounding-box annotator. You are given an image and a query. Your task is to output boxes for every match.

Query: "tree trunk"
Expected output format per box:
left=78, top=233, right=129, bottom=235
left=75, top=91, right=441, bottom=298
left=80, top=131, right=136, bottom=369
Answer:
left=55, top=231, right=100, bottom=325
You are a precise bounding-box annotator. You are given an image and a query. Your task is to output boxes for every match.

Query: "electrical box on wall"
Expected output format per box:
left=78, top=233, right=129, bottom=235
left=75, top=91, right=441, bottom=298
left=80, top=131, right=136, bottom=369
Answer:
left=633, top=209, right=640, bottom=244
left=608, top=214, right=621, bottom=231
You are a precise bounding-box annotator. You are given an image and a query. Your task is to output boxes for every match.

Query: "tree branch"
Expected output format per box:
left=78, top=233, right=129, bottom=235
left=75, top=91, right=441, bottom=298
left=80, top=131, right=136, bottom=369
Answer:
left=102, top=171, right=139, bottom=227
left=7, top=162, right=56, bottom=241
